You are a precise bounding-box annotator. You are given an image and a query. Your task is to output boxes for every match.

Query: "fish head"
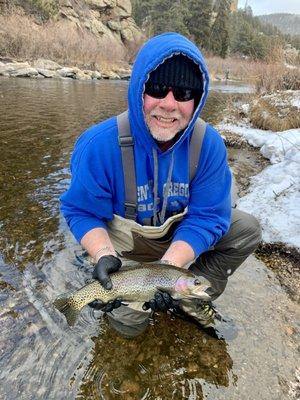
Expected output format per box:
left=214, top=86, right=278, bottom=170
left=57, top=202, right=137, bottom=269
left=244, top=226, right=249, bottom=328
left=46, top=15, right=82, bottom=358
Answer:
left=172, top=275, right=211, bottom=301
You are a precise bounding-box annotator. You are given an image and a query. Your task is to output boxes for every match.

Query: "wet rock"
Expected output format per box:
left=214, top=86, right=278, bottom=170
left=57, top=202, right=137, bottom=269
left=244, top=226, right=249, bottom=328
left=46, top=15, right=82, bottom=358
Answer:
left=91, top=70, right=102, bottom=79
left=37, top=69, right=56, bottom=78
left=116, top=67, right=131, bottom=80
left=57, top=67, right=76, bottom=78
left=74, top=70, right=92, bottom=80
left=199, top=352, right=218, bottom=367
left=101, top=70, right=120, bottom=79
left=0, top=62, right=30, bottom=76
left=187, top=362, right=199, bottom=373
left=10, top=68, right=39, bottom=78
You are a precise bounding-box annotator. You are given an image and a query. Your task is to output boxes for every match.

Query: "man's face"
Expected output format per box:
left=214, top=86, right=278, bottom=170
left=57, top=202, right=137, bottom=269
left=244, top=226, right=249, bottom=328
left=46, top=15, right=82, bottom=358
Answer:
left=144, top=90, right=195, bottom=142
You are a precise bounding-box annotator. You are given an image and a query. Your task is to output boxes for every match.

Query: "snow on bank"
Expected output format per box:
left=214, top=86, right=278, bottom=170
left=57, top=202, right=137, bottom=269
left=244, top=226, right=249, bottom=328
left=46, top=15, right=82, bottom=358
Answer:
left=218, top=121, right=300, bottom=250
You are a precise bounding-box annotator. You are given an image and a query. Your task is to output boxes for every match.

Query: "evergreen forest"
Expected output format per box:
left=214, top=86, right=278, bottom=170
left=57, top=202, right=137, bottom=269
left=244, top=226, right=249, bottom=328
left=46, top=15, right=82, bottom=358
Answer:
left=132, top=0, right=300, bottom=60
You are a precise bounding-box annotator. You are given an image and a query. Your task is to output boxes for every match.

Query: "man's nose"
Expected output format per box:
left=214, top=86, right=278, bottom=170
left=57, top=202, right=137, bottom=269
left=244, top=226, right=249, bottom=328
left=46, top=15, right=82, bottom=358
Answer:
left=159, top=90, right=177, bottom=110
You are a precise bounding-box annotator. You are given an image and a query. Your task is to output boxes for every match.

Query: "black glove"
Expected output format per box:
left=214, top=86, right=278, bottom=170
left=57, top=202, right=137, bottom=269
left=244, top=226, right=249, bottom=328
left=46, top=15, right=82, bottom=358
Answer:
left=89, top=255, right=122, bottom=312
left=142, top=291, right=179, bottom=312
left=89, top=298, right=122, bottom=312
left=92, top=255, right=122, bottom=290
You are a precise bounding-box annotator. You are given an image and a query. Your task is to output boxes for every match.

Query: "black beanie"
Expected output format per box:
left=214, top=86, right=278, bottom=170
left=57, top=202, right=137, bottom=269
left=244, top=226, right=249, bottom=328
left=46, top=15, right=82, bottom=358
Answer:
left=147, top=54, right=203, bottom=92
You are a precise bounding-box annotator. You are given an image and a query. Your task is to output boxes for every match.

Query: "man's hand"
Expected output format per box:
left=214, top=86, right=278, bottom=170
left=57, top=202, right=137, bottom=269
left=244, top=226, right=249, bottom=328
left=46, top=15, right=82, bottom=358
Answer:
left=92, top=255, right=122, bottom=290
left=89, top=298, right=122, bottom=312
left=143, top=291, right=179, bottom=312
left=89, top=255, right=122, bottom=312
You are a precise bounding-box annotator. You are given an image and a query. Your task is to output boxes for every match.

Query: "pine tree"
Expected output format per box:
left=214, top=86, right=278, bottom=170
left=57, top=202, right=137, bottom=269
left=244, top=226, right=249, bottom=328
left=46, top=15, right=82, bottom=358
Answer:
left=149, top=0, right=189, bottom=36
left=185, top=0, right=213, bottom=50
left=148, top=0, right=171, bottom=34
left=168, top=1, right=190, bottom=37
left=132, top=0, right=154, bottom=28
left=209, top=0, right=231, bottom=58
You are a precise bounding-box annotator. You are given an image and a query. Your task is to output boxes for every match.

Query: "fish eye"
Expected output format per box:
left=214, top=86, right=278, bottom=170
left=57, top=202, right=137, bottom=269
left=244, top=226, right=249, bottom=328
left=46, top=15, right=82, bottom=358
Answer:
left=194, top=279, right=201, bottom=285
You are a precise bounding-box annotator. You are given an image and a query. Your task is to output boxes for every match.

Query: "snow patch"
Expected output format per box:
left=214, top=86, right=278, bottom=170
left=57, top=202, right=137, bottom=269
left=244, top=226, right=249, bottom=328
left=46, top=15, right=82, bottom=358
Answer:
left=217, top=121, right=300, bottom=250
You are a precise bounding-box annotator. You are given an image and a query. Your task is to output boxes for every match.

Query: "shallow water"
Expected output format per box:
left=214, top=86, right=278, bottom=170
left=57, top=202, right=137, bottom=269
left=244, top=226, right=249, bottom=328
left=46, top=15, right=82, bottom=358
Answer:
left=210, top=81, right=254, bottom=94
left=0, top=77, right=299, bottom=400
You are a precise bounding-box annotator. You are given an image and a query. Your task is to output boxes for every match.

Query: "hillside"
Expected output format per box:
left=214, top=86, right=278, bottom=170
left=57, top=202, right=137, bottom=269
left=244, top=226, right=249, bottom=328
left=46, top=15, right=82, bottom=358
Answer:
left=0, top=0, right=144, bottom=64
left=258, top=13, right=300, bottom=36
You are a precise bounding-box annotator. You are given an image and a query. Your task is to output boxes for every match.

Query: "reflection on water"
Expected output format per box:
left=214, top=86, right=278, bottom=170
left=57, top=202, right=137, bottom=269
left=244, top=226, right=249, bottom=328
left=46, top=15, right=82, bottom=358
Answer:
left=210, top=81, right=254, bottom=94
left=0, top=78, right=128, bottom=269
left=0, top=77, right=299, bottom=400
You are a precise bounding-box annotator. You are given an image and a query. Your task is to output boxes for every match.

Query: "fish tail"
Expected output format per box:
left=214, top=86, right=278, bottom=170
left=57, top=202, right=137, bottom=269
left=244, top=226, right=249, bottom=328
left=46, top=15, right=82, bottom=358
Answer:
left=53, top=294, right=80, bottom=327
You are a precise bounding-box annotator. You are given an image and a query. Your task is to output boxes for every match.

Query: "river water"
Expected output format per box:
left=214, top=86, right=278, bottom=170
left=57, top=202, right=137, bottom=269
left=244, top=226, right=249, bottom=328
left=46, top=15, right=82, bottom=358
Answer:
left=0, top=77, right=299, bottom=400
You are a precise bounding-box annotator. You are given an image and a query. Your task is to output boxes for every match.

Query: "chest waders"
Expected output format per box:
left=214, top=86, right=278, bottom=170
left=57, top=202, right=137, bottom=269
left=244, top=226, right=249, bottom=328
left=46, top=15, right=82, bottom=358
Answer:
left=107, top=113, right=259, bottom=338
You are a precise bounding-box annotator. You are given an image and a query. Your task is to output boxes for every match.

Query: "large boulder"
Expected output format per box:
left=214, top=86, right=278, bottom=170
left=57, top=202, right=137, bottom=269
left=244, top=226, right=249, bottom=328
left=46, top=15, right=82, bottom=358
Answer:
left=37, top=68, right=57, bottom=78
left=33, top=59, right=62, bottom=70
left=10, top=67, right=39, bottom=77
left=0, top=62, right=30, bottom=75
left=57, top=67, right=77, bottom=78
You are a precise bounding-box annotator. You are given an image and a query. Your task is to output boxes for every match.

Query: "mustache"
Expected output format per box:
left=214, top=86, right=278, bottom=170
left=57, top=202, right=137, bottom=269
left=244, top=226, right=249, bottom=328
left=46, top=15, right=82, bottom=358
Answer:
left=150, top=112, right=180, bottom=119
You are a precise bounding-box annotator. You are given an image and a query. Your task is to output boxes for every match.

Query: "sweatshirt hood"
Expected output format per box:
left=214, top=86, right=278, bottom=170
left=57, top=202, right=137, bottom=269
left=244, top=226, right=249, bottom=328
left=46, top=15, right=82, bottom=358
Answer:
left=128, top=32, right=210, bottom=155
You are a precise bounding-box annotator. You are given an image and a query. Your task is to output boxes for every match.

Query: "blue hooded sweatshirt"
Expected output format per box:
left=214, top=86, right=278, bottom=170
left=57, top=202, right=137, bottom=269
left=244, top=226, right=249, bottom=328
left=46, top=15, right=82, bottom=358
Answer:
left=60, top=32, right=232, bottom=258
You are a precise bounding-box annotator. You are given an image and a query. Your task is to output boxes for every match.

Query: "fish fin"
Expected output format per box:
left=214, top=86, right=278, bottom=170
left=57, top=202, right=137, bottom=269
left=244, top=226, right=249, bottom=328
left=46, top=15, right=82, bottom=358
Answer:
left=53, top=295, right=80, bottom=327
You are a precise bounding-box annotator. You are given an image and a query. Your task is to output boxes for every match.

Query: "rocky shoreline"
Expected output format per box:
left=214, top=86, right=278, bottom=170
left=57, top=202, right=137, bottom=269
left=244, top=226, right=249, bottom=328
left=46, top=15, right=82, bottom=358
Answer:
left=0, top=58, right=243, bottom=83
left=0, top=58, right=132, bottom=80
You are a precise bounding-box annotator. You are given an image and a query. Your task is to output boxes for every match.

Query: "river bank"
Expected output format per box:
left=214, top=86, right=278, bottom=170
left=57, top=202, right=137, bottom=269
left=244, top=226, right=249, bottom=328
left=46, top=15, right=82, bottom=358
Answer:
left=1, top=54, right=298, bottom=86
left=0, top=56, right=251, bottom=82
left=217, top=91, right=300, bottom=304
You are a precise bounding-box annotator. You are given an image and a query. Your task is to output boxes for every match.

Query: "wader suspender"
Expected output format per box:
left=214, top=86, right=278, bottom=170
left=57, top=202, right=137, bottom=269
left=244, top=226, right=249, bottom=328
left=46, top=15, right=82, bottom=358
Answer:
left=117, top=110, right=207, bottom=220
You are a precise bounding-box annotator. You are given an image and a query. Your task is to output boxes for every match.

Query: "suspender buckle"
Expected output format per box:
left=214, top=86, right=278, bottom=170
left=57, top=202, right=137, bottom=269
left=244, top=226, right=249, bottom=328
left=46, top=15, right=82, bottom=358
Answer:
left=118, top=136, right=134, bottom=147
left=125, top=202, right=137, bottom=220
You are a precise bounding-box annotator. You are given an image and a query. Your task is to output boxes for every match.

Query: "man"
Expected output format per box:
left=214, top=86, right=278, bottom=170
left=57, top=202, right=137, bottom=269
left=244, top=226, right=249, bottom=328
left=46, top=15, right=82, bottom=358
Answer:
left=60, top=32, right=261, bottom=338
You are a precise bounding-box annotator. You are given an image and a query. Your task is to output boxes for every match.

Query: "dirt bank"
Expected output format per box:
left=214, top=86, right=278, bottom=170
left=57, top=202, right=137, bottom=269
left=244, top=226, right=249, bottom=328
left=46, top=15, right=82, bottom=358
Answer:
left=256, top=243, right=300, bottom=304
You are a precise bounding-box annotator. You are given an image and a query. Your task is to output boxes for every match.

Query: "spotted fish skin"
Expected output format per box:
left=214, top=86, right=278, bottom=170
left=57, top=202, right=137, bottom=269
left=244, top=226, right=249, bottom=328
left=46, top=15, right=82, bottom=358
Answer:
left=53, top=263, right=210, bottom=326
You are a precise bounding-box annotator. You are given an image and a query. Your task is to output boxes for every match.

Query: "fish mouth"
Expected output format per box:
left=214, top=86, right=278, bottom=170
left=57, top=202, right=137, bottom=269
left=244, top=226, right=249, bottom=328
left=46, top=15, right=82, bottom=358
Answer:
left=186, top=287, right=211, bottom=301
left=174, top=276, right=212, bottom=301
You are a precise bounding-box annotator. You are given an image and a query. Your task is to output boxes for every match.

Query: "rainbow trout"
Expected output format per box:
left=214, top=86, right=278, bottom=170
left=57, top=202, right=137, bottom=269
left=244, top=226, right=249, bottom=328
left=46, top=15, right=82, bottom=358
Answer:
left=54, top=263, right=210, bottom=326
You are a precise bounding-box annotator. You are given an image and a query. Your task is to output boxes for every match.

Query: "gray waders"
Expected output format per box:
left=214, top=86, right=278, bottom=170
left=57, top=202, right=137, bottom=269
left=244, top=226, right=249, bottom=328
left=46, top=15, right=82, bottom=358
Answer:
left=105, top=111, right=261, bottom=338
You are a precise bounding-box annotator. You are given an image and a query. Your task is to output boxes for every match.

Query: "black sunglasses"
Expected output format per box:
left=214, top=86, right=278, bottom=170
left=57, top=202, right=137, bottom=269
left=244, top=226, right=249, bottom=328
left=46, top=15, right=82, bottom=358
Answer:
left=144, top=82, right=195, bottom=102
